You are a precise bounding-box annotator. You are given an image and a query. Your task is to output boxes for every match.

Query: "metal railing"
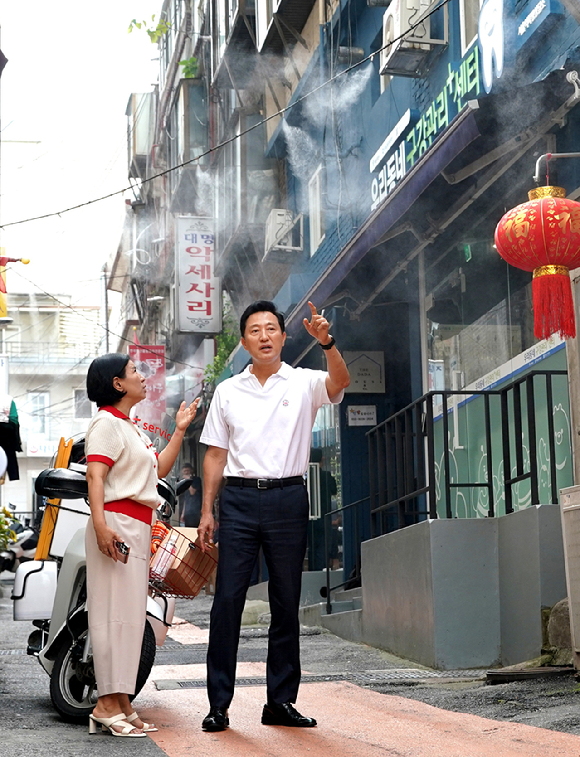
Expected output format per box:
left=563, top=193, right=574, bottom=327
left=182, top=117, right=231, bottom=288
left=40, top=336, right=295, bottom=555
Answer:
left=368, top=370, right=568, bottom=535
left=323, top=496, right=369, bottom=615
left=2, top=341, right=98, bottom=362
left=321, top=369, right=570, bottom=610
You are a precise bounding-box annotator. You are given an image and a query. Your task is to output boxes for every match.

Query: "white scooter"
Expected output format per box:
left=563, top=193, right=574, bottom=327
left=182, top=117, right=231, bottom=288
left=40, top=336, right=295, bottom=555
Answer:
left=12, top=464, right=187, bottom=723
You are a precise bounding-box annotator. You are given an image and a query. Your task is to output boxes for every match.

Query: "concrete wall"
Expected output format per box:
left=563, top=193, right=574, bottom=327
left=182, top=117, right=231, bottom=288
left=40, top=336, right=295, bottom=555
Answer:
left=431, top=519, right=500, bottom=669
left=361, top=520, right=436, bottom=666
left=499, top=505, right=567, bottom=665
left=300, top=569, right=344, bottom=607
left=247, top=569, right=344, bottom=607
left=361, top=506, right=566, bottom=669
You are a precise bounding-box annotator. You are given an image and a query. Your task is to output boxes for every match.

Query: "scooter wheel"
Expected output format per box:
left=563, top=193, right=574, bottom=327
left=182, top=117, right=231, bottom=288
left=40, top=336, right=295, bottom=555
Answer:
left=50, top=620, right=156, bottom=723
left=50, top=628, right=97, bottom=723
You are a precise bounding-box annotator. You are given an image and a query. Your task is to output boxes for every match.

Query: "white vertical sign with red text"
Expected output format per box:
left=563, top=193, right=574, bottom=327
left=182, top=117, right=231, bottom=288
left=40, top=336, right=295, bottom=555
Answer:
left=176, top=217, right=221, bottom=333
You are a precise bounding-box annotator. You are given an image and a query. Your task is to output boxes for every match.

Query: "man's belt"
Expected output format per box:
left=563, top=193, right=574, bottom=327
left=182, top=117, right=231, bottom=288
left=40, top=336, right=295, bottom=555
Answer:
left=225, top=476, right=305, bottom=490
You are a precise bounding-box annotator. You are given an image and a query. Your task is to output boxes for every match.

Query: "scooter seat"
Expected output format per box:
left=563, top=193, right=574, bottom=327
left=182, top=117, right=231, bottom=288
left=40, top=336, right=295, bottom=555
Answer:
left=35, top=468, right=88, bottom=499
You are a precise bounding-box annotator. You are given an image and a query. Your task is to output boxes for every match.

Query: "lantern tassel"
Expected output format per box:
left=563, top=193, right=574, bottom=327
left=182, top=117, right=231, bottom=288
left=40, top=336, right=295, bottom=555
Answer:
left=532, top=269, right=576, bottom=340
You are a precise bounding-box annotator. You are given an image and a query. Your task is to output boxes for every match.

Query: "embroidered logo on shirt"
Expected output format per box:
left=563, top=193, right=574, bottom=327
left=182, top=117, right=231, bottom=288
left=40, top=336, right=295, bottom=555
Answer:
left=282, top=400, right=289, bottom=406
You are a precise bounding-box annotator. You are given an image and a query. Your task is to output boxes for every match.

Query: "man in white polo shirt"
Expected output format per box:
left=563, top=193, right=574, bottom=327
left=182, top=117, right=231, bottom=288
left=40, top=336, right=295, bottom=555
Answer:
left=197, top=299, right=350, bottom=732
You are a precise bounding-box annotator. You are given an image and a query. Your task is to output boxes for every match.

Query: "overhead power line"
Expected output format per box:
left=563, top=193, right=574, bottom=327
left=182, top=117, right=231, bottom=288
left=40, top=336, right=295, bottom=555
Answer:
left=0, top=0, right=452, bottom=230
left=6, top=264, right=203, bottom=372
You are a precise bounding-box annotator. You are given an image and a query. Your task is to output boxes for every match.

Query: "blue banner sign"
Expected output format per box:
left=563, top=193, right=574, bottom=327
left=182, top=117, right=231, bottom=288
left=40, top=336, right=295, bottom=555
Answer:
left=370, top=46, right=481, bottom=211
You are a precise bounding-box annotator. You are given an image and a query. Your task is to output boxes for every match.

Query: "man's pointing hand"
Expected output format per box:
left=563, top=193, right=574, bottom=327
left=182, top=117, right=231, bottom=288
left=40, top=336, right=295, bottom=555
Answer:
left=303, top=301, right=332, bottom=345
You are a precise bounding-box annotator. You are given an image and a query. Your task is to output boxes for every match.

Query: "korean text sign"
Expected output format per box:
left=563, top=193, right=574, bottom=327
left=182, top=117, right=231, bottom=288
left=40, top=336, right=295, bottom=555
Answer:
left=176, top=217, right=221, bottom=333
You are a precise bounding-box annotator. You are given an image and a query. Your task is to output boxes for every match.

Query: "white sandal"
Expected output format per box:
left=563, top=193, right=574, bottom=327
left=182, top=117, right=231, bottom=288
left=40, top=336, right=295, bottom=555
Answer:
left=89, top=712, right=146, bottom=737
left=126, top=711, right=158, bottom=733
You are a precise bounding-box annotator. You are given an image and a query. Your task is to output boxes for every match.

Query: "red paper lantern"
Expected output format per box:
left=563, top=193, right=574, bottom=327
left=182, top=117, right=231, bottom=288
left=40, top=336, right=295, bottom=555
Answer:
left=494, top=186, right=580, bottom=340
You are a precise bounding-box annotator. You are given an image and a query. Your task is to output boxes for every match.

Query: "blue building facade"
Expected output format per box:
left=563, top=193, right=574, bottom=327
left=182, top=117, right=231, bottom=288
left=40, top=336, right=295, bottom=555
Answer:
left=223, top=0, right=574, bottom=564
left=125, top=0, right=580, bottom=579
left=203, top=0, right=580, bottom=574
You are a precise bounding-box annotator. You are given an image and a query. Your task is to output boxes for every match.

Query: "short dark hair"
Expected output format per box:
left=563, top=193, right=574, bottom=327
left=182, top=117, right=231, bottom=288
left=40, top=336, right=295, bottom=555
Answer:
left=86, top=353, right=130, bottom=408
left=240, top=300, right=285, bottom=336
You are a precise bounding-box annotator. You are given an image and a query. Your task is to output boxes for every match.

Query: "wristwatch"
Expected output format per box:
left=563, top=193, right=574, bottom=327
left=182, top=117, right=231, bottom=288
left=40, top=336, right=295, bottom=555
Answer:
left=319, top=336, right=336, bottom=351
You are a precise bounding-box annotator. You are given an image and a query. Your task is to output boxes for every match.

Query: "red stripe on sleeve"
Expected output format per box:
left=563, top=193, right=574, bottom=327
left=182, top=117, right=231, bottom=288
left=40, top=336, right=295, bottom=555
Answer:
left=86, top=454, right=115, bottom=467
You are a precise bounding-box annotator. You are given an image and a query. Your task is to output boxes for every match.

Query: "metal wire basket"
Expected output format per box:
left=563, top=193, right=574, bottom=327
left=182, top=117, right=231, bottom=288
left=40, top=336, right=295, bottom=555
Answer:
left=149, top=527, right=218, bottom=598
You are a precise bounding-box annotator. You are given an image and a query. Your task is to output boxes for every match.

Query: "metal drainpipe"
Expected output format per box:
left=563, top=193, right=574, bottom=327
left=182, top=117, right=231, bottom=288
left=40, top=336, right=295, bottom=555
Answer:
left=319, top=0, right=330, bottom=104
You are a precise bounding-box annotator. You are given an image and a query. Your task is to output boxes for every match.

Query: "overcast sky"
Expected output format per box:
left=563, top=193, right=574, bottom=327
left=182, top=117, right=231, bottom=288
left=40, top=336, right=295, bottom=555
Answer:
left=0, top=0, right=160, bottom=305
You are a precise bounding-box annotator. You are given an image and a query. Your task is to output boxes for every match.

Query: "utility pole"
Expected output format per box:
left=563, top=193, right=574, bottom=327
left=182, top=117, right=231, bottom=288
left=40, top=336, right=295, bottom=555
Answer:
left=101, top=264, right=110, bottom=354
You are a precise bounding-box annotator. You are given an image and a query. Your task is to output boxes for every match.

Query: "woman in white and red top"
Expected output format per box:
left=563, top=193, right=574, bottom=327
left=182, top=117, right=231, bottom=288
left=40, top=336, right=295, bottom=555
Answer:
left=85, top=353, right=198, bottom=738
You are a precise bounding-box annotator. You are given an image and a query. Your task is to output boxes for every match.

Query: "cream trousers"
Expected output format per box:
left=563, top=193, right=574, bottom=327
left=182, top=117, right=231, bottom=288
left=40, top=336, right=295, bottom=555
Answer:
left=85, top=511, right=152, bottom=696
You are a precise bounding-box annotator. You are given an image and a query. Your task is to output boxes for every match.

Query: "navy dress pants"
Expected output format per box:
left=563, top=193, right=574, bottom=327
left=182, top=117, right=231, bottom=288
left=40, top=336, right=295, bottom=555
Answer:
left=207, top=482, right=309, bottom=708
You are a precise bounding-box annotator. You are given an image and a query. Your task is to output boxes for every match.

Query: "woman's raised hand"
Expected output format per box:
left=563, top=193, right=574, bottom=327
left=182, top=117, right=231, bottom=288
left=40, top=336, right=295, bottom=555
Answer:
left=174, top=398, right=200, bottom=432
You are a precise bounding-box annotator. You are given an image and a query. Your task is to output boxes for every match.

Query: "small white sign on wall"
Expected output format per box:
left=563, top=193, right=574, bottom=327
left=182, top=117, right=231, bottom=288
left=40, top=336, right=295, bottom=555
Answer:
left=344, top=351, right=385, bottom=393
left=347, top=405, right=377, bottom=427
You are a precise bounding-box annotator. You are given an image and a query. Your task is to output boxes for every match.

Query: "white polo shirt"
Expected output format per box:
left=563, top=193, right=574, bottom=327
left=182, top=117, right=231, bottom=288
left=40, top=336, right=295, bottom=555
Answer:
left=200, top=362, right=344, bottom=479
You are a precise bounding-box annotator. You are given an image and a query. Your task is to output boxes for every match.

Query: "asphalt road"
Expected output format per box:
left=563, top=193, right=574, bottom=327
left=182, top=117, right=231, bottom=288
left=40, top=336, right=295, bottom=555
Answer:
left=2, top=577, right=580, bottom=756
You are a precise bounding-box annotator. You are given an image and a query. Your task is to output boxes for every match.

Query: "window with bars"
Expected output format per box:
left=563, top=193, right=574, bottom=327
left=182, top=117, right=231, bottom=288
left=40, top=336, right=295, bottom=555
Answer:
left=27, top=391, right=49, bottom=436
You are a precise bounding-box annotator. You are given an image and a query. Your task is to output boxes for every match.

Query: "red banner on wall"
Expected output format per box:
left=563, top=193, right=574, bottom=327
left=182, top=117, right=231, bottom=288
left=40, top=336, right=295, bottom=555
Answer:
left=129, top=345, right=166, bottom=430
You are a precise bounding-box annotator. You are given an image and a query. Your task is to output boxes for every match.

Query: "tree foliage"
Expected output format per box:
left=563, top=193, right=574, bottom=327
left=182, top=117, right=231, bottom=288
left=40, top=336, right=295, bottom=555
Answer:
left=179, top=57, right=199, bottom=78
left=0, top=508, right=16, bottom=551
left=128, top=15, right=172, bottom=44
left=204, top=309, right=239, bottom=387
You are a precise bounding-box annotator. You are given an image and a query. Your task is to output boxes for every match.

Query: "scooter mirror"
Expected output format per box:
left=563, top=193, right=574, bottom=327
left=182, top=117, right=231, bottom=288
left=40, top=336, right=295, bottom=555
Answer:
left=175, top=477, right=194, bottom=497
left=157, top=479, right=176, bottom=509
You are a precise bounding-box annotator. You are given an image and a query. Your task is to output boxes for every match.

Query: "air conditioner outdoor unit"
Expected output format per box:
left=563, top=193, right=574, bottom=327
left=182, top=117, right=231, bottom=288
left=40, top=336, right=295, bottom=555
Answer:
left=263, top=209, right=303, bottom=263
left=380, top=0, right=432, bottom=76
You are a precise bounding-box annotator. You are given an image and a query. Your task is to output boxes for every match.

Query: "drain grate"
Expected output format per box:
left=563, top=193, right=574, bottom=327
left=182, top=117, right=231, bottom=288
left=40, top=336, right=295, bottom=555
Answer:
left=155, top=668, right=486, bottom=691
left=157, top=674, right=348, bottom=691
left=0, top=649, right=26, bottom=656
left=351, top=669, right=485, bottom=682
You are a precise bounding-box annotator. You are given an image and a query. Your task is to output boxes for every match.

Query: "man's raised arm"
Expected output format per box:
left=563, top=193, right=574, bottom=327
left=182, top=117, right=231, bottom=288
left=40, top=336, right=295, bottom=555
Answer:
left=302, top=301, right=350, bottom=398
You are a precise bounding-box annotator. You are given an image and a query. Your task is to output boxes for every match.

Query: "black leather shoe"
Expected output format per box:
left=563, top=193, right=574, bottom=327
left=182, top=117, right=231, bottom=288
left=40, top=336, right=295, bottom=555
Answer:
left=202, top=706, right=229, bottom=731
left=261, top=702, right=317, bottom=727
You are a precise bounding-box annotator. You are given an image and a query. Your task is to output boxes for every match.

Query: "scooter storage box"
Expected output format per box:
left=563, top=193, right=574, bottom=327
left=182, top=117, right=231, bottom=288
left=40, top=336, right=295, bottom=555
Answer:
left=12, top=560, right=58, bottom=621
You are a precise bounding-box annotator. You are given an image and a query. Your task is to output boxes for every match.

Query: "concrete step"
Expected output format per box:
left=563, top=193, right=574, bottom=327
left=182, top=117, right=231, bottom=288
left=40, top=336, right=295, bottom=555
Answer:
left=333, top=586, right=362, bottom=602
left=299, top=594, right=363, bottom=629
left=299, top=602, right=326, bottom=627
left=328, top=600, right=356, bottom=613
left=321, top=608, right=363, bottom=643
